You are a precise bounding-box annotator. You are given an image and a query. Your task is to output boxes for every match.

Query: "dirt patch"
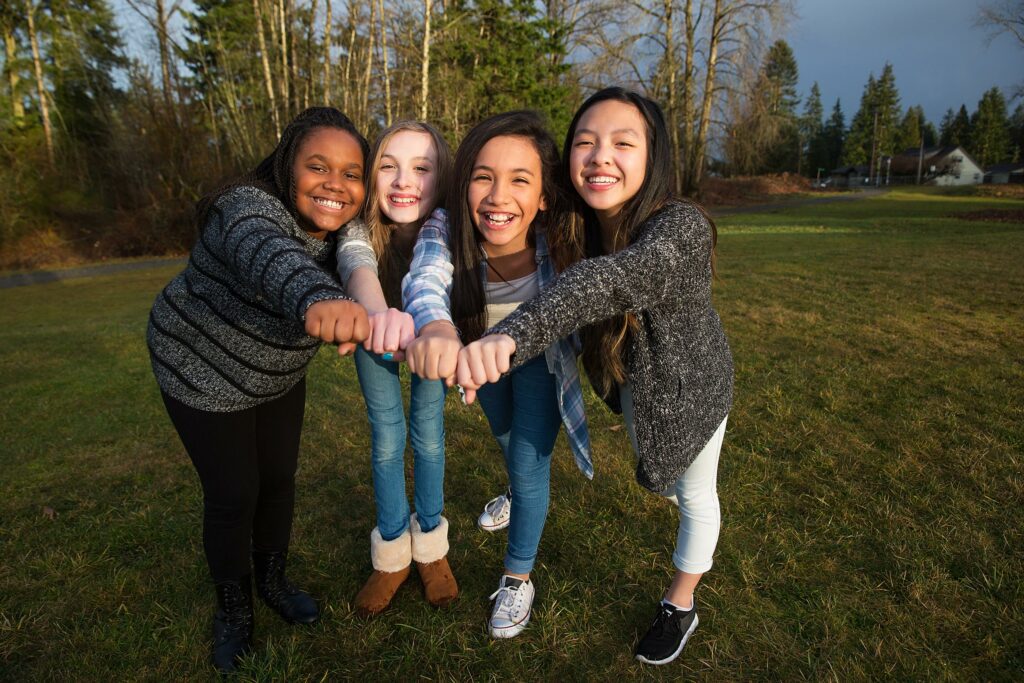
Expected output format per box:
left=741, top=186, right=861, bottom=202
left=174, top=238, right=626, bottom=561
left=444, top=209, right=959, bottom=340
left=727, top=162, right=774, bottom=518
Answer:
left=974, top=185, right=1024, bottom=200
left=700, top=173, right=816, bottom=207
left=951, top=209, right=1024, bottom=223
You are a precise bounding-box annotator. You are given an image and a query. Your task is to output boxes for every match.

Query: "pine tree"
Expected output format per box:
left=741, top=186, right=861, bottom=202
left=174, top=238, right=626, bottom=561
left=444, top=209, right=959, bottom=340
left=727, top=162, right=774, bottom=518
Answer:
left=895, top=105, right=929, bottom=153
left=842, top=63, right=901, bottom=174
left=970, top=86, right=1011, bottom=166
left=822, top=98, right=845, bottom=170
left=940, top=104, right=971, bottom=147
left=1009, top=103, right=1024, bottom=162
left=802, top=82, right=827, bottom=176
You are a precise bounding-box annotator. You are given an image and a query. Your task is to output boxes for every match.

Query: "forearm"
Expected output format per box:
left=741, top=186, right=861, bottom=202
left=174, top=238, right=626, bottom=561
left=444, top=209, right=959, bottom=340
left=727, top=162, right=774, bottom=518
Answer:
left=345, top=267, right=389, bottom=314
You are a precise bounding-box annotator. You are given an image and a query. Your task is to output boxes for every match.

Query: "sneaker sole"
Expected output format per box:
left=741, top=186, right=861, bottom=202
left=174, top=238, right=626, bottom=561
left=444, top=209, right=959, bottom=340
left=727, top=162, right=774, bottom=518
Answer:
left=634, top=613, right=698, bottom=666
left=489, top=611, right=531, bottom=639
left=477, top=518, right=510, bottom=532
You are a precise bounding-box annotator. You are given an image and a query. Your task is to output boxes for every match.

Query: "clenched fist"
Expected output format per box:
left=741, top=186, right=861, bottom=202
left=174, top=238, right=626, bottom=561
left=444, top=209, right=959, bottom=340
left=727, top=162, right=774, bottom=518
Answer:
left=305, top=299, right=370, bottom=355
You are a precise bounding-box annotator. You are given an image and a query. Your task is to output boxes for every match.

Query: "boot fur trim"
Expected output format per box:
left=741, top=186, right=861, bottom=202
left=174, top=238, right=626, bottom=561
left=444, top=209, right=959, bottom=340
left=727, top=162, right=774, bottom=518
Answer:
left=410, top=514, right=450, bottom=564
left=370, top=526, right=412, bottom=573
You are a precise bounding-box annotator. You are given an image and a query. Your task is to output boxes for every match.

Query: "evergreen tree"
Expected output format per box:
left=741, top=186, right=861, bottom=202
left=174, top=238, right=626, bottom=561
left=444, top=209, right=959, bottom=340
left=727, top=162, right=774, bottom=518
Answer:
left=761, top=39, right=800, bottom=172
left=970, top=86, right=1011, bottom=166
left=940, top=104, right=971, bottom=147
left=822, top=98, right=845, bottom=170
left=895, top=105, right=930, bottom=153
left=802, top=82, right=828, bottom=176
left=1009, top=103, right=1024, bottom=162
left=842, top=63, right=901, bottom=173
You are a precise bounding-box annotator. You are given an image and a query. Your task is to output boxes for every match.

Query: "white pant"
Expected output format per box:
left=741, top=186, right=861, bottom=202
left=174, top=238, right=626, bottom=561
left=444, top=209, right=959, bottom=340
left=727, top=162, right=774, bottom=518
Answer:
left=621, top=384, right=726, bottom=574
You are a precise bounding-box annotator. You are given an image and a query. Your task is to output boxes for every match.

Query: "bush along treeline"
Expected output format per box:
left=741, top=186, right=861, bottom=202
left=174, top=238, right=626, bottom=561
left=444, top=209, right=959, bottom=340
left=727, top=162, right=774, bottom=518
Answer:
left=1, top=1, right=1022, bottom=266
left=722, top=39, right=1024, bottom=181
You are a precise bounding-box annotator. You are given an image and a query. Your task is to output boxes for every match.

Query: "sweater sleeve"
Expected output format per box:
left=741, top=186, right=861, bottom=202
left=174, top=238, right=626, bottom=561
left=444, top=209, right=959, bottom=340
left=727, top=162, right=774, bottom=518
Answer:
left=401, top=208, right=456, bottom=333
left=335, top=218, right=379, bottom=287
left=490, top=202, right=711, bottom=365
left=205, top=190, right=349, bottom=321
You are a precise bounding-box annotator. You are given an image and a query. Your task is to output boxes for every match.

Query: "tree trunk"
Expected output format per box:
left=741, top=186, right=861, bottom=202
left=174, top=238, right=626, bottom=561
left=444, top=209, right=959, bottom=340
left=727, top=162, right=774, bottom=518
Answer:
left=277, top=0, right=290, bottom=120
left=24, top=0, right=54, bottom=167
left=662, top=0, right=680, bottom=194
left=323, top=0, right=332, bottom=104
left=681, top=0, right=696, bottom=193
left=691, top=0, right=723, bottom=195
left=155, top=0, right=175, bottom=116
left=378, top=0, right=391, bottom=125
left=253, top=0, right=281, bottom=136
left=419, top=0, right=430, bottom=119
left=3, top=23, right=24, bottom=124
left=361, top=0, right=376, bottom=129
left=341, top=16, right=355, bottom=112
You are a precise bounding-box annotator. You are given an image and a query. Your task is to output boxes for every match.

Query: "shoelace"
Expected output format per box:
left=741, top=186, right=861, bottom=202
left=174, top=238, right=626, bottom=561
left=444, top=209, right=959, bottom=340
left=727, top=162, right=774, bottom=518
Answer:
left=485, top=496, right=507, bottom=516
left=648, top=605, right=677, bottom=637
left=489, top=583, right=519, bottom=608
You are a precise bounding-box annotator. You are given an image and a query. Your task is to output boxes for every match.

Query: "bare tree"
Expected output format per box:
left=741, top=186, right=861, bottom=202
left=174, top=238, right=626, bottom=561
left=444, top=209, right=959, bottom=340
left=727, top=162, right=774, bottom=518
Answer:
left=24, top=0, right=54, bottom=167
left=977, top=1, right=1024, bottom=98
left=252, top=0, right=281, bottom=136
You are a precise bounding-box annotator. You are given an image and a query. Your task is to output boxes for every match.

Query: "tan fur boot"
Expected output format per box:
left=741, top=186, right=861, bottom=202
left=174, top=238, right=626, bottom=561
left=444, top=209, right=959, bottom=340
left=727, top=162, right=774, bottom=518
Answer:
left=354, top=526, right=412, bottom=617
left=410, top=514, right=459, bottom=608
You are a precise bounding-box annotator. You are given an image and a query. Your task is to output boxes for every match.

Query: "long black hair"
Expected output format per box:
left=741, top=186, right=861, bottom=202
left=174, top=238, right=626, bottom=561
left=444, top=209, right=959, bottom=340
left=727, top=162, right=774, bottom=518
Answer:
left=195, top=107, right=369, bottom=231
left=449, top=110, right=571, bottom=342
left=562, top=87, right=717, bottom=396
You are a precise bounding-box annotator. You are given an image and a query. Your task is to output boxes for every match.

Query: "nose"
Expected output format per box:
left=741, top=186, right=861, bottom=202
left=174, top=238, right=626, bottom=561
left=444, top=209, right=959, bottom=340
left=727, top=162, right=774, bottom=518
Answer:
left=323, top=170, right=347, bottom=194
left=590, top=141, right=612, bottom=166
left=391, top=167, right=411, bottom=189
left=487, top=179, right=510, bottom=205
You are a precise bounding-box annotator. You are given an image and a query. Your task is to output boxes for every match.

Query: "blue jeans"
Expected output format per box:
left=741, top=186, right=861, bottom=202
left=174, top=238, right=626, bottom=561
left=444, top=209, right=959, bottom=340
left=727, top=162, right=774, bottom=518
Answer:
left=354, top=347, right=446, bottom=541
left=476, top=354, right=561, bottom=575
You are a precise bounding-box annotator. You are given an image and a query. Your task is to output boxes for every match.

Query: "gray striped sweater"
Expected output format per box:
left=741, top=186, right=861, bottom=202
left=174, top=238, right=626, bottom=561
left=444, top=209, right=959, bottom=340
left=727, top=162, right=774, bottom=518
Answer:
left=490, top=200, right=734, bottom=492
left=147, top=185, right=354, bottom=412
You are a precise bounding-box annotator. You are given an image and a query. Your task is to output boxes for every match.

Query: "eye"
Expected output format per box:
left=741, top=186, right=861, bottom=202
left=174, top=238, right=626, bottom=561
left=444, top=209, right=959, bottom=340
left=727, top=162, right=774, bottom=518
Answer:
left=379, top=163, right=396, bottom=171
left=513, top=176, right=530, bottom=185
left=616, top=141, right=635, bottom=148
left=415, top=165, right=432, bottom=174
left=309, top=164, right=327, bottom=173
left=472, top=173, right=491, bottom=182
left=345, top=172, right=362, bottom=181
left=574, top=139, right=594, bottom=148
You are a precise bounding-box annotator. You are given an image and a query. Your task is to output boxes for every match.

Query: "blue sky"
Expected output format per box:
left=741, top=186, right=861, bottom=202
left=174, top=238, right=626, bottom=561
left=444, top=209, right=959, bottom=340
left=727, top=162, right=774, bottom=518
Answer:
left=787, top=0, right=1022, bottom=125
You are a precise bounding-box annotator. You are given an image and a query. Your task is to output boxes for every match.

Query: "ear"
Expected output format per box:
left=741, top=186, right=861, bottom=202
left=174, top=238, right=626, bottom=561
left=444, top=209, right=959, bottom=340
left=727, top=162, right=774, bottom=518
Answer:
left=539, top=194, right=548, bottom=211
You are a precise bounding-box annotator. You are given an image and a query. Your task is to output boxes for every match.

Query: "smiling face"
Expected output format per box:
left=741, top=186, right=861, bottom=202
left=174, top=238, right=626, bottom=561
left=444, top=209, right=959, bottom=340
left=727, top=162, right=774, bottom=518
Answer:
left=375, top=130, right=438, bottom=229
left=568, top=99, right=648, bottom=225
left=467, top=135, right=547, bottom=259
left=291, top=127, right=366, bottom=239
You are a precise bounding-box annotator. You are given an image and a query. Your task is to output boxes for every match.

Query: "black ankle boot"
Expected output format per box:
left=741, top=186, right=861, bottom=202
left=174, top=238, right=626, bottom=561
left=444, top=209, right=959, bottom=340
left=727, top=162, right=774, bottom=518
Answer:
left=253, top=550, right=319, bottom=625
left=212, top=575, right=254, bottom=673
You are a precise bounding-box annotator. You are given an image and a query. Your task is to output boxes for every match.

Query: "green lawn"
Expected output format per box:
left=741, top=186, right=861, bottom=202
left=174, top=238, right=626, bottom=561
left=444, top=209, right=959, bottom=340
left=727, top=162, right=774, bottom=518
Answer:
left=1, top=189, right=1022, bottom=680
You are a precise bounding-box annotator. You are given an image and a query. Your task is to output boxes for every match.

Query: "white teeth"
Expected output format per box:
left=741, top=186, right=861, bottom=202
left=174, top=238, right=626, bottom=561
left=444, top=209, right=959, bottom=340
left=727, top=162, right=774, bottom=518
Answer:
left=588, top=176, right=618, bottom=185
left=390, top=195, right=417, bottom=205
left=485, top=212, right=514, bottom=225
left=314, top=197, right=343, bottom=209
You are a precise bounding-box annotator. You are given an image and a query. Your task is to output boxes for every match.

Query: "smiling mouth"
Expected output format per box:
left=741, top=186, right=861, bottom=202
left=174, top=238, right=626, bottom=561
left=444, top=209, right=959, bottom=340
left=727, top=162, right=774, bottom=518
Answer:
left=585, top=175, right=619, bottom=186
left=482, top=212, right=516, bottom=227
left=313, top=196, right=346, bottom=210
left=388, top=194, right=419, bottom=206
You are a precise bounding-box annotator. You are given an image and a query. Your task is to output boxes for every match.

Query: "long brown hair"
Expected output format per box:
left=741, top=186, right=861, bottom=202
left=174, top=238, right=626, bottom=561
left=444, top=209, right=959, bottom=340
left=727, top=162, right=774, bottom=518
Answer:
left=449, top=111, right=572, bottom=342
left=562, top=88, right=718, bottom=397
left=195, top=107, right=369, bottom=233
left=364, top=121, right=452, bottom=307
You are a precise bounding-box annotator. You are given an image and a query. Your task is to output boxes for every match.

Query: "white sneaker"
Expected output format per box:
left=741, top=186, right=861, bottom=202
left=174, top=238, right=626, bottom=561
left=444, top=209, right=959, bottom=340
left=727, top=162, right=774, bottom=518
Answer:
left=477, top=490, right=511, bottom=532
left=488, top=575, right=534, bottom=638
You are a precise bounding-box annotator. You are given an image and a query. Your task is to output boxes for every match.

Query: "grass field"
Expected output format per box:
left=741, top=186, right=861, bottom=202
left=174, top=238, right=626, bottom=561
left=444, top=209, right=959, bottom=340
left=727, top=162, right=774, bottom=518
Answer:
left=1, top=189, right=1022, bottom=680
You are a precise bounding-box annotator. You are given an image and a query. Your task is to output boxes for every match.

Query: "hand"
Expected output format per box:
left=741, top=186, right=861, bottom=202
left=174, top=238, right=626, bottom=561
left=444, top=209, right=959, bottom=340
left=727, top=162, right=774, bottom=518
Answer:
left=305, top=299, right=370, bottom=354
left=405, top=320, right=462, bottom=382
left=456, top=334, right=516, bottom=404
left=364, top=308, right=415, bottom=361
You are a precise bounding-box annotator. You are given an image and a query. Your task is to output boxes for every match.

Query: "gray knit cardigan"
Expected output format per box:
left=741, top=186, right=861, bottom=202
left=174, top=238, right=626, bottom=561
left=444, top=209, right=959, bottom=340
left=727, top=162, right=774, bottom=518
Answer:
left=147, top=185, right=353, bottom=412
left=490, top=200, right=734, bottom=492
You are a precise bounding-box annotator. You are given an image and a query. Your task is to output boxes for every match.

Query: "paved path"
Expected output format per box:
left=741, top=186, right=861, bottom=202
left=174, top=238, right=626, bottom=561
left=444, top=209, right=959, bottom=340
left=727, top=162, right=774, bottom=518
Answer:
left=1, top=190, right=885, bottom=290
left=0, top=257, right=185, bottom=290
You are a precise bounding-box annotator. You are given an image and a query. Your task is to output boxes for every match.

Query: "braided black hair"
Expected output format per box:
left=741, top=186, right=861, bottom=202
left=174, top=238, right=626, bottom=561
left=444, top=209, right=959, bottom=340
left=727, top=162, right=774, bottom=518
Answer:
left=195, top=107, right=369, bottom=230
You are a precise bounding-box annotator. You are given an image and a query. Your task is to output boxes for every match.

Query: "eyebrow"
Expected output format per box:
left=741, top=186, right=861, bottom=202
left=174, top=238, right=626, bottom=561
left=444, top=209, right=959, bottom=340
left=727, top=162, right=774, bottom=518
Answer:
left=381, top=154, right=434, bottom=163
left=306, top=153, right=362, bottom=169
left=473, top=164, right=536, bottom=176
left=574, top=127, right=641, bottom=137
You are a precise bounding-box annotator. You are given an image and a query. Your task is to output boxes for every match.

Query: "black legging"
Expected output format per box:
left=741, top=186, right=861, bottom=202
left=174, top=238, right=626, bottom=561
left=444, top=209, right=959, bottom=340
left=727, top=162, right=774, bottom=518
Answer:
left=161, top=379, right=306, bottom=581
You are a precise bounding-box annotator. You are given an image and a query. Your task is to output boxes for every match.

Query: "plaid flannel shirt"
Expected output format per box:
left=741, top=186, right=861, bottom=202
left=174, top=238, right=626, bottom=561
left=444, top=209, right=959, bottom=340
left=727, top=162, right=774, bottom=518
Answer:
left=401, top=209, right=593, bottom=478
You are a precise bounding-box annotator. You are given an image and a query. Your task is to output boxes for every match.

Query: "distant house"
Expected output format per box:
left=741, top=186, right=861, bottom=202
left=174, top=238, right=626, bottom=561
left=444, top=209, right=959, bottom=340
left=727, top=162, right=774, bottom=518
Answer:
left=984, top=162, right=1024, bottom=184
left=889, top=146, right=984, bottom=186
left=830, top=164, right=871, bottom=188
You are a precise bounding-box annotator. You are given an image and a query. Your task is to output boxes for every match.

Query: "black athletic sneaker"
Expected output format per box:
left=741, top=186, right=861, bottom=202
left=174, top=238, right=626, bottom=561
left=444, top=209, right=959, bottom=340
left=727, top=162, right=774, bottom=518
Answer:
left=634, top=601, right=699, bottom=665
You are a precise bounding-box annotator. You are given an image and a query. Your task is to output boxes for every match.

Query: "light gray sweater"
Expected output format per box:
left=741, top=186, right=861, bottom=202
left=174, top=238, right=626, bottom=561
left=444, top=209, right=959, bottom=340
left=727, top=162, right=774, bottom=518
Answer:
left=147, top=185, right=355, bottom=412
left=490, top=201, right=734, bottom=492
